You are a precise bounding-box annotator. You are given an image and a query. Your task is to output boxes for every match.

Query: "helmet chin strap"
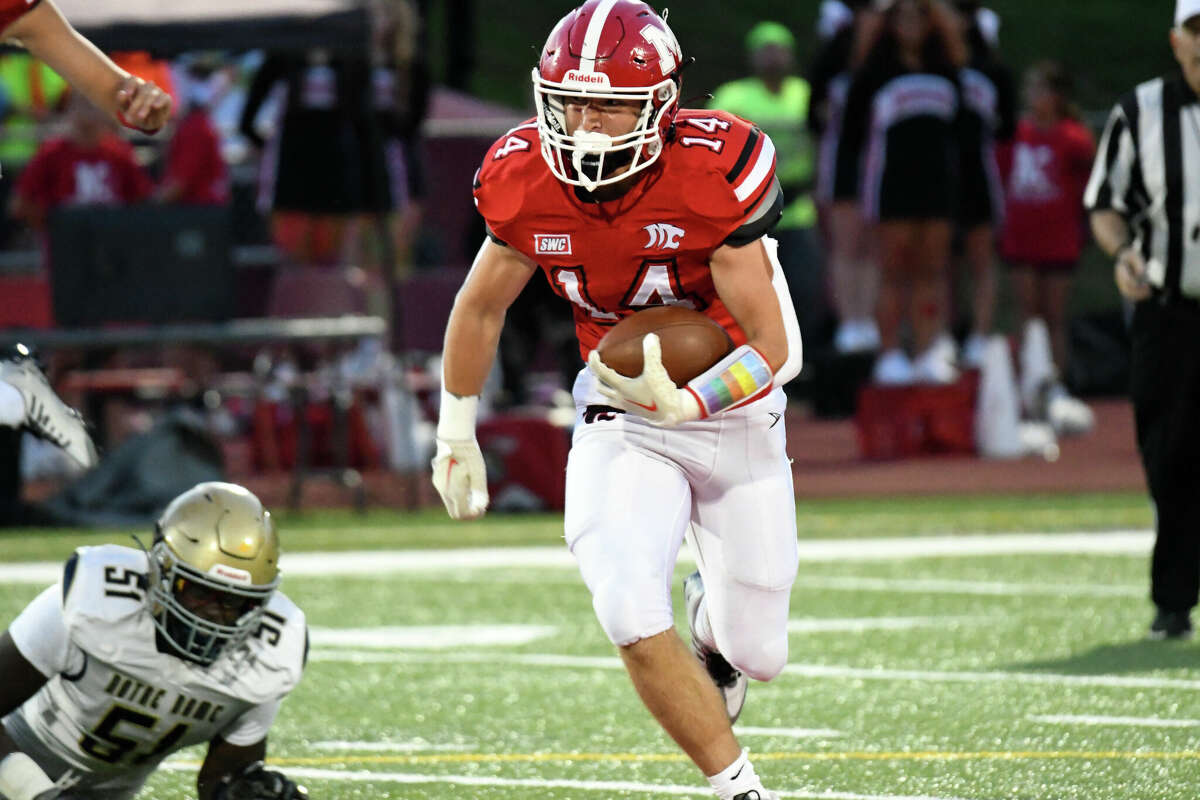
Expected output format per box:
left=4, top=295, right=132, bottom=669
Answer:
left=571, top=129, right=613, bottom=191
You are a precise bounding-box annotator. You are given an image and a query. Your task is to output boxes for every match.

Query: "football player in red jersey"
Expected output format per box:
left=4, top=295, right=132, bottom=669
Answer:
left=0, top=0, right=171, bottom=135
left=433, top=2, right=802, bottom=798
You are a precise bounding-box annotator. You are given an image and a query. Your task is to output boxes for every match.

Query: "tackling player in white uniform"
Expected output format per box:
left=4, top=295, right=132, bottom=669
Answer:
left=0, top=483, right=308, bottom=800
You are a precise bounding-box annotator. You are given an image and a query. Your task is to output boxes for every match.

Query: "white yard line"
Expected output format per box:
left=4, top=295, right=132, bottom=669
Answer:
left=1027, top=714, right=1200, bottom=728
left=308, top=649, right=1200, bottom=691
left=0, top=531, right=1154, bottom=585
left=159, top=763, right=979, bottom=800
left=796, top=576, right=1143, bottom=598
left=786, top=616, right=985, bottom=633
left=309, top=625, right=557, bottom=649
left=310, top=740, right=474, bottom=752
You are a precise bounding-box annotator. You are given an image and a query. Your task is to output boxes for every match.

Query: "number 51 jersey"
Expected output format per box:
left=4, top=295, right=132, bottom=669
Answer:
left=474, top=109, right=785, bottom=359
left=3, top=545, right=307, bottom=785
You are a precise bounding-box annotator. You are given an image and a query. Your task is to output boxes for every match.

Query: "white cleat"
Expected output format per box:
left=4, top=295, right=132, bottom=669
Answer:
left=732, top=792, right=779, bottom=800
left=683, top=570, right=748, bottom=723
left=0, top=345, right=98, bottom=469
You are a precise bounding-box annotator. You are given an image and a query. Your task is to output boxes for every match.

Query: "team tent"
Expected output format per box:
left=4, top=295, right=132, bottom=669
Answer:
left=54, top=0, right=370, bottom=55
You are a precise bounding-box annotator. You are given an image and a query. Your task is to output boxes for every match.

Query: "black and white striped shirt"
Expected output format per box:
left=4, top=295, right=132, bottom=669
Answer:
left=1085, top=70, right=1200, bottom=299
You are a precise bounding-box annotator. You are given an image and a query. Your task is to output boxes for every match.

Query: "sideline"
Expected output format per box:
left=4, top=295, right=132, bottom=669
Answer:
left=0, top=531, right=1153, bottom=585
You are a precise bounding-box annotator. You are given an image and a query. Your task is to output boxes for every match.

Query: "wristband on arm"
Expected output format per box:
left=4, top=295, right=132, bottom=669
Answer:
left=437, top=388, right=479, bottom=440
left=683, top=344, right=774, bottom=419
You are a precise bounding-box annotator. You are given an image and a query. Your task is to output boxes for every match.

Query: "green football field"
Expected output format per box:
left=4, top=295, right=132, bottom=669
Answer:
left=3, top=492, right=1198, bottom=800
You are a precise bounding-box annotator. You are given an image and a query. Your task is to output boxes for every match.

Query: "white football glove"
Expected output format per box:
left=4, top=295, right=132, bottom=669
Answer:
left=431, top=389, right=489, bottom=520
left=587, top=333, right=701, bottom=426
left=431, top=436, right=489, bottom=519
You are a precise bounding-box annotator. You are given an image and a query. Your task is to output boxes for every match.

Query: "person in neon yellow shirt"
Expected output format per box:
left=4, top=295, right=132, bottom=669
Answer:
left=709, top=22, right=830, bottom=352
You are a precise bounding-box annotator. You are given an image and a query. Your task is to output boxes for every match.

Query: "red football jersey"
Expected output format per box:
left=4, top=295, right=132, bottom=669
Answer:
left=474, top=109, right=779, bottom=358
left=1000, top=117, right=1096, bottom=264
left=17, top=135, right=152, bottom=212
left=0, top=0, right=38, bottom=33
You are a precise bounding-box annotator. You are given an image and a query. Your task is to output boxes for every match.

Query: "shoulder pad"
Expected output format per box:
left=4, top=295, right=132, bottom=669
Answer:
left=474, top=120, right=539, bottom=226
left=673, top=110, right=778, bottom=223
left=61, top=545, right=152, bottom=658
left=227, top=591, right=308, bottom=701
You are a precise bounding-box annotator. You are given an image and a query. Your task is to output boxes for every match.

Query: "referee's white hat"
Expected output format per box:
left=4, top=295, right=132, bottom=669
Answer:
left=1177, top=0, right=1200, bottom=26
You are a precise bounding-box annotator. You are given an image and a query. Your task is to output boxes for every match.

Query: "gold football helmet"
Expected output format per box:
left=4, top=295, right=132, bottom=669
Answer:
left=148, top=482, right=280, bottom=666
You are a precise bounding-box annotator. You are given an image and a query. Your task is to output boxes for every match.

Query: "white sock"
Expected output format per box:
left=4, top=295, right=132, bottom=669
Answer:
left=707, top=749, right=764, bottom=800
left=0, top=381, right=24, bottom=427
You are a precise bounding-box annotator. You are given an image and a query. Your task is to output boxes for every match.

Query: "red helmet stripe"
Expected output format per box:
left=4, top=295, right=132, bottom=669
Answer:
left=579, top=0, right=620, bottom=72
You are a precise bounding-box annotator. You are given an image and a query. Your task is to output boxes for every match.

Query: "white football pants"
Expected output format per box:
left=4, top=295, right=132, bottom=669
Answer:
left=564, top=374, right=799, bottom=681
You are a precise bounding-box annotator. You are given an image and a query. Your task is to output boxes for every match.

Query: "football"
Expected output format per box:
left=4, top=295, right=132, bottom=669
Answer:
left=595, top=306, right=733, bottom=384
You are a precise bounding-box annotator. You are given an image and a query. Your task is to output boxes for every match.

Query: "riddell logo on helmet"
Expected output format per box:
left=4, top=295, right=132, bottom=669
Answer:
left=210, top=564, right=253, bottom=585
left=563, top=70, right=611, bottom=87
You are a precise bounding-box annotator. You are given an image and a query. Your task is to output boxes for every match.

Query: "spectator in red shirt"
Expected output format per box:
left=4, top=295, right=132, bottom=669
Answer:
left=10, top=93, right=152, bottom=228
left=1000, top=60, right=1096, bottom=381
left=156, top=68, right=229, bottom=205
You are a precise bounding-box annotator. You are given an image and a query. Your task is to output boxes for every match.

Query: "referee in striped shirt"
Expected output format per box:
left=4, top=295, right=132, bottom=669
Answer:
left=1084, top=0, right=1200, bottom=640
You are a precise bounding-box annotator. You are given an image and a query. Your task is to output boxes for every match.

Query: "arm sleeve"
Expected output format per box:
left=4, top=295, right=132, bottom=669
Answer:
left=1083, top=103, right=1140, bottom=216
left=219, top=698, right=282, bottom=747
left=8, top=585, right=81, bottom=678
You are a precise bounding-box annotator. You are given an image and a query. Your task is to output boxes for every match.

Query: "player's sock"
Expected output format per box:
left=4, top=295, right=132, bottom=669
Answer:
left=707, top=749, right=764, bottom=800
left=0, top=381, right=24, bottom=427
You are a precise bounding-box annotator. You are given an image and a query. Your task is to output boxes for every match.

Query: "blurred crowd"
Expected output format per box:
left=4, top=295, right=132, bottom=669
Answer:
left=705, top=0, right=1098, bottom=433
left=0, top=0, right=429, bottom=282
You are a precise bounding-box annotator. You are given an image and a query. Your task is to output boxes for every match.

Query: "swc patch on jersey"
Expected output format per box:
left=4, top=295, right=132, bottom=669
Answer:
left=535, top=234, right=573, bottom=255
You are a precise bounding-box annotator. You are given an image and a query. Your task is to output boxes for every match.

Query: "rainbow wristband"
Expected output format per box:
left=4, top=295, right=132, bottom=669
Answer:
left=684, top=345, right=773, bottom=418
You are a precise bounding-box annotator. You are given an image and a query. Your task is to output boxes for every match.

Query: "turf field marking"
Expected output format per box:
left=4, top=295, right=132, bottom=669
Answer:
left=1027, top=714, right=1200, bottom=728
left=0, top=531, right=1155, bottom=584
left=795, top=576, right=1143, bottom=597
left=734, top=726, right=843, bottom=738
left=786, top=616, right=985, bottom=633
left=309, top=624, right=557, bottom=649
left=308, top=649, right=1200, bottom=691
left=158, top=762, right=985, bottom=799
left=311, top=740, right=474, bottom=752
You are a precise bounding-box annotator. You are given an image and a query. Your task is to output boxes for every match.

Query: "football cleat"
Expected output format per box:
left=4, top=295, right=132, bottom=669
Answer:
left=0, top=344, right=97, bottom=468
left=733, top=791, right=779, bottom=800
left=684, top=570, right=748, bottom=723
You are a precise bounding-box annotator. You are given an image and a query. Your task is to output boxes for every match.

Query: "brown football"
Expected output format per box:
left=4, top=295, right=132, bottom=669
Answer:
left=596, top=306, right=734, bottom=384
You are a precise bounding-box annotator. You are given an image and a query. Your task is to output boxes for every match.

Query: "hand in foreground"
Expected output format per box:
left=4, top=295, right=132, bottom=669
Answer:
left=431, top=436, right=489, bottom=519
left=587, top=334, right=700, bottom=426
left=1114, top=245, right=1152, bottom=302
left=116, top=75, right=172, bottom=133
